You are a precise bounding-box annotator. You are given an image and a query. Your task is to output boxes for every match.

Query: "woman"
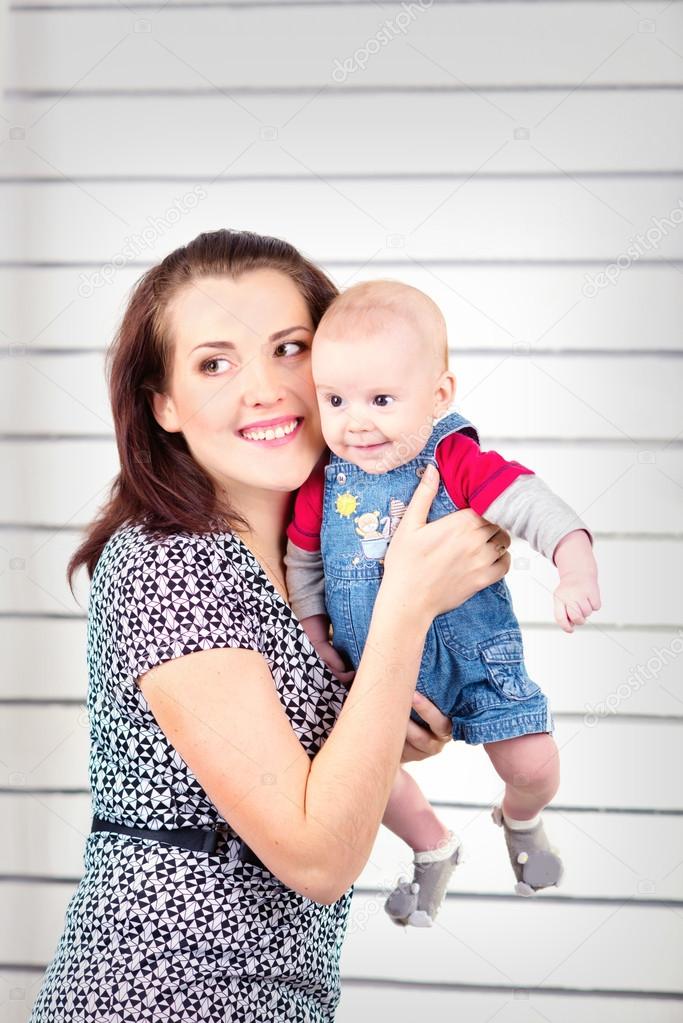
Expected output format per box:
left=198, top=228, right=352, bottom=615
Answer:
left=29, top=229, right=511, bottom=1022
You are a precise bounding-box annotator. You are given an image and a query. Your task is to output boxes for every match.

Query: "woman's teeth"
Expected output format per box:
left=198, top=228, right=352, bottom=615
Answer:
left=241, top=418, right=299, bottom=441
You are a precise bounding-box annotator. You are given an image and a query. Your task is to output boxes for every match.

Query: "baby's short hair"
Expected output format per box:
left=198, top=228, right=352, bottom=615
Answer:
left=316, top=279, right=449, bottom=372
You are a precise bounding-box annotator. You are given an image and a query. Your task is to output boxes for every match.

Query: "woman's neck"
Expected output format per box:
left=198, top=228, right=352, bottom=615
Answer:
left=229, top=488, right=294, bottom=568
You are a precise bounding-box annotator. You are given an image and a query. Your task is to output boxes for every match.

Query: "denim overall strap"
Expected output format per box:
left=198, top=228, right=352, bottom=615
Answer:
left=417, top=410, right=480, bottom=470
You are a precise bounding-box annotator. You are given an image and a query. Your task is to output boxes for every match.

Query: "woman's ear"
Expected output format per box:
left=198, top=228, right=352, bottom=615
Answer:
left=434, top=370, right=457, bottom=418
left=150, top=390, right=182, bottom=433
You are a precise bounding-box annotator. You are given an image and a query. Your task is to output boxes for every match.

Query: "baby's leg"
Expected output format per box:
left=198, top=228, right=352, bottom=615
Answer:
left=484, top=733, right=562, bottom=894
left=484, top=732, right=560, bottom=820
left=383, top=768, right=462, bottom=927
left=382, top=766, right=450, bottom=852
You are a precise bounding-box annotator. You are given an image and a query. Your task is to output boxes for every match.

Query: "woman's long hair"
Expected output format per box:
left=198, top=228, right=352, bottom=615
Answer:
left=66, top=229, right=339, bottom=595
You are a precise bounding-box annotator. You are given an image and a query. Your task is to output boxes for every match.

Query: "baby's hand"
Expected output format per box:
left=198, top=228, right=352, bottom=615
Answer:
left=553, top=573, right=601, bottom=634
left=312, top=638, right=356, bottom=687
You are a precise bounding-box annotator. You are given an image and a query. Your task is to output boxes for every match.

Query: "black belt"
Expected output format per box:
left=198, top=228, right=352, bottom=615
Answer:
left=91, top=815, right=265, bottom=868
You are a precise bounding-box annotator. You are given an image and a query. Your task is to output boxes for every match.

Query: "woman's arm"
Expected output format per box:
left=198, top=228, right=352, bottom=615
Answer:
left=138, top=466, right=510, bottom=904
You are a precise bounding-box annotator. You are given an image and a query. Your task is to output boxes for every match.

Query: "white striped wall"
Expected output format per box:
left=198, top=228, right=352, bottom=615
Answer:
left=1, top=1, right=683, bottom=1020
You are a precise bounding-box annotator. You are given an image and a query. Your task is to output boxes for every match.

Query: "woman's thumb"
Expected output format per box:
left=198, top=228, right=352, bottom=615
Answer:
left=401, top=462, right=439, bottom=525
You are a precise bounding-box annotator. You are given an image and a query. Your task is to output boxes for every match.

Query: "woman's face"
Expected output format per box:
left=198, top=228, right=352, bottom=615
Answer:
left=151, top=268, right=326, bottom=508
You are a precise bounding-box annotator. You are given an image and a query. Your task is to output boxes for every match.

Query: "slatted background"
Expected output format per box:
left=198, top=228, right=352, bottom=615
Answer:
left=2, top=0, right=683, bottom=1019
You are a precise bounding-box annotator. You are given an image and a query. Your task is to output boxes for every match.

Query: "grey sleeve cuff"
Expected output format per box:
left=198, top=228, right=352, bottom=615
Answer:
left=483, top=474, right=593, bottom=562
left=284, top=539, right=327, bottom=621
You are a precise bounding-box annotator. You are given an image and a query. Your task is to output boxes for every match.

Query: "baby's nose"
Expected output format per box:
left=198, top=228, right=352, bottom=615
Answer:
left=346, top=409, right=375, bottom=432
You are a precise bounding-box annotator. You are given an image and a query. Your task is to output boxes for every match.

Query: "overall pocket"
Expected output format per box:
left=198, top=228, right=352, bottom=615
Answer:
left=480, top=631, right=541, bottom=701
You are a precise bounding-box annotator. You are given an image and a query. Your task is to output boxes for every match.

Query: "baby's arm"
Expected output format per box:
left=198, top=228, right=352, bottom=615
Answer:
left=551, top=529, right=601, bottom=633
left=483, top=474, right=601, bottom=633
left=284, top=540, right=355, bottom=681
left=437, top=434, right=600, bottom=633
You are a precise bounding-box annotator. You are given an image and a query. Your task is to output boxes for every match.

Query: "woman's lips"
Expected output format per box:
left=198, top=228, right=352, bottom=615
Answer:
left=237, top=416, right=304, bottom=447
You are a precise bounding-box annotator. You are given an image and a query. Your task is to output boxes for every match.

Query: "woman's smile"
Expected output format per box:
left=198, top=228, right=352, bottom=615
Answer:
left=237, top=415, right=305, bottom=446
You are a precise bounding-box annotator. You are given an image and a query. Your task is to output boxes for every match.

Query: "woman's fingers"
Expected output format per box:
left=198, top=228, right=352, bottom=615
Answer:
left=411, top=692, right=452, bottom=742
left=401, top=719, right=448, bottom=762
left=396, top=462, right=440, bottom=529
left=334, top=668, right=356, bottom=687
left=487, top=526, right=511, bottom=554
left=400, top=692, right=452, bottom=763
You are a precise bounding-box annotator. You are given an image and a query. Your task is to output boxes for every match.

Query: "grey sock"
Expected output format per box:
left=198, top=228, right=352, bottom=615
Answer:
left=492, top=805, right=564, bottom=895
left=385, top=832, right=463, bottom=927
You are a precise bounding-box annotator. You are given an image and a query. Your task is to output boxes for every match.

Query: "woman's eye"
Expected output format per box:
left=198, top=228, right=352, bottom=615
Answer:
left=275, top=341, right=308, bottom=357
left=201, top=357, right=231, bottom=375
left=373, top=395, right=394, bottom=407
left=328, top=395, right=343, bottom=408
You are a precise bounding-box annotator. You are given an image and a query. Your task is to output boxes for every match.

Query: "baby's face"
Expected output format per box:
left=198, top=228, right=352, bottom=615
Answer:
left=311, top=318, right=453, bottom=473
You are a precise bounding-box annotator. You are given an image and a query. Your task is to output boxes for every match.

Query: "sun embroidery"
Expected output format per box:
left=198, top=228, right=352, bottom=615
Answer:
left=335, top=491, right=359, bottom=518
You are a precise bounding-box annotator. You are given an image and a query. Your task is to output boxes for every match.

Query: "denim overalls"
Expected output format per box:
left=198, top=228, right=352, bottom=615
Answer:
left=320, top=411, right=553, bottom=744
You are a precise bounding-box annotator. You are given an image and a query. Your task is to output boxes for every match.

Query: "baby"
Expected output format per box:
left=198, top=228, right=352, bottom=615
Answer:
left=284, top=280, right=601, bottom=927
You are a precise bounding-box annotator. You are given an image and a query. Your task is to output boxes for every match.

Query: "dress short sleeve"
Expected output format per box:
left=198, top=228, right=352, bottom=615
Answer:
left=112, top=529, right=261, bottom=685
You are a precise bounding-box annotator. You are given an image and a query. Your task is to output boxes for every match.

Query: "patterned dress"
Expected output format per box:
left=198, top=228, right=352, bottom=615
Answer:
left=29, top=523, right=353, bottom=1022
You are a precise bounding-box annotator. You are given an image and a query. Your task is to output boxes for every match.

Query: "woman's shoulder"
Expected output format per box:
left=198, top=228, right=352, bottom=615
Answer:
left=91, top=521, right=246, bottom=602
left=90, top=523, right=262, bottom=678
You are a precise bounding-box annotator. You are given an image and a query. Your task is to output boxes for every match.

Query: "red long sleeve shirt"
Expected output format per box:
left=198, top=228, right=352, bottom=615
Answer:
left=287, top=433, right=534, bottom=553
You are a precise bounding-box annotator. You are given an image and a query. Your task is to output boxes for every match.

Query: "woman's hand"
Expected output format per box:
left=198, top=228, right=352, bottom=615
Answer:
left=382, top=463, right=512, bottom=624
left=400, top=691, right=452, bottom=763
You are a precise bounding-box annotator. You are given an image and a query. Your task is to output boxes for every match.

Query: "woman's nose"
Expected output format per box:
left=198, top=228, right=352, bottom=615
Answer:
left=241, top=356, right=287, bottom=406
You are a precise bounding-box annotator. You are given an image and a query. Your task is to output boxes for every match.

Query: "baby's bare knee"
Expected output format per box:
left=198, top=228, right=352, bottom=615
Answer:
left=486, top=733, right=560, bottom=795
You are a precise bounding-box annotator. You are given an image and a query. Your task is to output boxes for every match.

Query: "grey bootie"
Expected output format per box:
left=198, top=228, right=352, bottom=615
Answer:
left=492, top=805, right=563, bottom=896
left=384, top=831, right=463, bottom=927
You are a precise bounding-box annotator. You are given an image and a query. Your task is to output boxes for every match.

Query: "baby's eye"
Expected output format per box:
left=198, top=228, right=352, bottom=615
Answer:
left=373, top=395, right=394, bottom=407
left=328, top=395, right=344, bottom=408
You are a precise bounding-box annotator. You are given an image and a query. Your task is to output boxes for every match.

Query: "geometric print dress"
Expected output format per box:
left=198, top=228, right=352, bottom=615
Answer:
left=28, top=522, right=354, bottom=1022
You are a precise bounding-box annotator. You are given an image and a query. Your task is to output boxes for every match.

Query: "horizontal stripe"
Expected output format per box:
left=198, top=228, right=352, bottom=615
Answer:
left=0, top=523, right=677, bottom=541
left=1, top=434, right=682, bottom=446
left=2, top=875, right=681, bottom=910
left=1, top=961, right=680, bottom=1001
left=1, top=258, right=681, bottom=270
left=2, top=169, right=683, bottom=185
left=10, top=0, right=662, bottom=9
left=2, top=614, right=681, bottom=631
left=3, top=346, right=683, bottom=359
left=3, top=698, right=681, bottom=724
left=2, top=789, right=681, bottom=815
left=7, top=84, right=683, bottom=98
left=342, top=977, right=683, bottom=1000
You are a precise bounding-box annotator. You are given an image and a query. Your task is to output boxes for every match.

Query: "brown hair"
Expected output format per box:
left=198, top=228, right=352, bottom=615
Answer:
left=66, top=228, right=339, bottom=596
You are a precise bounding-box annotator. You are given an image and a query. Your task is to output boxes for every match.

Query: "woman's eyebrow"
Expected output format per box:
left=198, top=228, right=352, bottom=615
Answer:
left=191, top=326, right=312, bottom=354
left=271, top=325, right=312, bottom=342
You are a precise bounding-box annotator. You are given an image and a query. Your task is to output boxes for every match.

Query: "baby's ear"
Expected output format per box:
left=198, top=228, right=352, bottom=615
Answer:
left=435, top=370, right=457, bottom=414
